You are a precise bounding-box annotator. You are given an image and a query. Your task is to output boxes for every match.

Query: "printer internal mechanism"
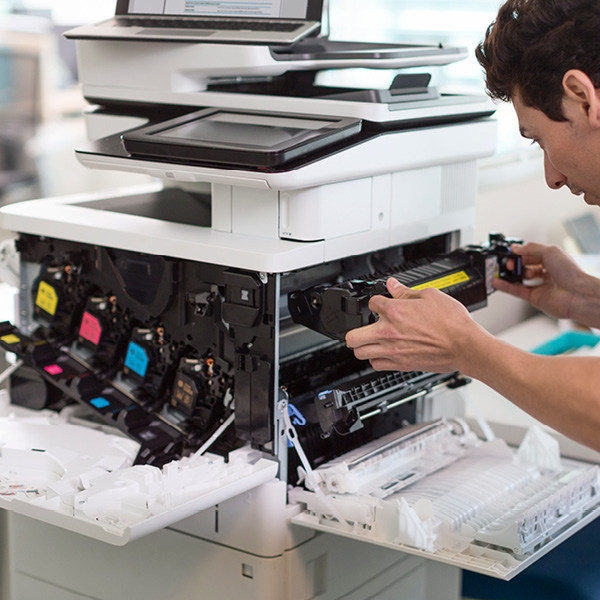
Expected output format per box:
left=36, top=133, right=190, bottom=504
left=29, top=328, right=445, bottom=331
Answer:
left=32, top=257, right=85, bottom=339
left=1, top=234, right=257, bottom=466
left=0, top=231, right=521, bottom=473
left=1, top=229, right=505, bottom=472
left=290, top=418, right=600, bottom=560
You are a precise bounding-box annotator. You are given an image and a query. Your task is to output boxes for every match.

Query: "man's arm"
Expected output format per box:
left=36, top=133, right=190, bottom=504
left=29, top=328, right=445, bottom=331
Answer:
left=458, top=325, right=600, bottom=452
left=345, top=277, right=600, bottom=452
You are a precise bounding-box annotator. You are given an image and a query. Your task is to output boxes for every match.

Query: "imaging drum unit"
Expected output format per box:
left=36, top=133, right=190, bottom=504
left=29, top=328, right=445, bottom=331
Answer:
left=288, top=234, right=522, bottom=341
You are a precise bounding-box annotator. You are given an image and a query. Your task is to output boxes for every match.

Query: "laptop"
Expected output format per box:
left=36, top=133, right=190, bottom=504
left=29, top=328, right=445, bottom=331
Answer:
left=64, top=0, right=324, bottom=45
left=564, top=213, right=600, bottom=254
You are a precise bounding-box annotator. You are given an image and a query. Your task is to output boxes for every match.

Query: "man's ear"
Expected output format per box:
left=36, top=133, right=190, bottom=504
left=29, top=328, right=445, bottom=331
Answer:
left=563, top=69, right=600, bottom=127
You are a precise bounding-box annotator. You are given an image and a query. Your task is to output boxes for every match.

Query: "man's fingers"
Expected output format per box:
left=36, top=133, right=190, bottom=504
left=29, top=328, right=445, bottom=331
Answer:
left=368, top=294, right=391, bottom=315
left=346, top=321, right=384, bottom=348
left=510, top=242, right=546, bottom=257
left=493, top=278, right=534, bottom=301
left=347, top=279, right=423, bottom=349
left=510, top=243, right=553, bottom=268
left=369, top=358, right=399, bottom=372
left=523, top=264, right=546, bottom=279
left=351, top=342, right=387, bottom=361
left=519, top=256, right=546, bottom=267
left=386, top=278, right=417, bottom=299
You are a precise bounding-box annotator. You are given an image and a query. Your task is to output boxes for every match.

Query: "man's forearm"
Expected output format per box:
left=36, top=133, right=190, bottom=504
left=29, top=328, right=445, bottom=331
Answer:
left=459, top=329, right=600, bottom=452
left=570, top=273, right=600, bottom=329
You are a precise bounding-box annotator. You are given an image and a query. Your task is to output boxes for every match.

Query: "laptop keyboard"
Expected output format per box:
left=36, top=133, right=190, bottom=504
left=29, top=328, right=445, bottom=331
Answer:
left=116, top=18, right=301, bottom=32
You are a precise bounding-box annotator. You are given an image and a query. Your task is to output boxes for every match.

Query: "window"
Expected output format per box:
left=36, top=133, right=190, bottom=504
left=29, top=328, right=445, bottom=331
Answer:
left=326, top=0, right=533, bottom=159
left=328, top=0, right=503, bottom=90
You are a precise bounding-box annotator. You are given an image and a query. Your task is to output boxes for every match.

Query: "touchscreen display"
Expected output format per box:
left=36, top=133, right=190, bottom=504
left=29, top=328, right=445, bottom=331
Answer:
left=128, top=0, right=310, bottom=19
left=122, top=109, right=361, bottom=168
left=155, top=112, right=331, bottom=149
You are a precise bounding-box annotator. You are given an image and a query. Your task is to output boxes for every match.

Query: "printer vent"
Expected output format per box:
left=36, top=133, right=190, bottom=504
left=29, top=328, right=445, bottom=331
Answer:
left=441, top=161, right=477, bottom=214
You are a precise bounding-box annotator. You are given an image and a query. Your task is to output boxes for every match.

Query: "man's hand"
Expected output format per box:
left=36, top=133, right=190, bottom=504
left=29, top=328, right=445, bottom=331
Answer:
left=345, top=268, right=600, bottom=453
left=345, top=278, right=486, bottom=374
left=494, top=242, right=598, bottom=322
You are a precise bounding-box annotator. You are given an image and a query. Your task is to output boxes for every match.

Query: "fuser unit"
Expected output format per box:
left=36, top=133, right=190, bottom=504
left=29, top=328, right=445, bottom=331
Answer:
left=288, top=233, right=522, bottom=341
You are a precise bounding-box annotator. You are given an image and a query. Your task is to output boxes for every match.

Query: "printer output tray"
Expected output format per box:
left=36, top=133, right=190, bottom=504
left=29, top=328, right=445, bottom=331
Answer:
left=289, top=419, right=600, bottom=580
left=0, top=412, right=278, bottom=546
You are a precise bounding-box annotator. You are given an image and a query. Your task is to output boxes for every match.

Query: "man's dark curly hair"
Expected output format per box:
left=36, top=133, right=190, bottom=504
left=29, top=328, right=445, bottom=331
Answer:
left=475, top=0, right=600, bottom=121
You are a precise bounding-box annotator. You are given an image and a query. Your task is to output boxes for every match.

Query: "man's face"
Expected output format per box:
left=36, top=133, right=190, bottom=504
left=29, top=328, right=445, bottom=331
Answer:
left=513, top=92, right=600, bottom=205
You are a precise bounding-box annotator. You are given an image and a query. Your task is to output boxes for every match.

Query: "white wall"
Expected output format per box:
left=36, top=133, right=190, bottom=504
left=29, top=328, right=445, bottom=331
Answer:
left=31, top=118, right=153, bottom=199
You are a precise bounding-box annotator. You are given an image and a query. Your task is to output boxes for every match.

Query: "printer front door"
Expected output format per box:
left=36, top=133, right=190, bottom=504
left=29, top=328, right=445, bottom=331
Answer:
left=288, top=417, right=600, bottom=581
left=0, top=410, right=277, bottom=545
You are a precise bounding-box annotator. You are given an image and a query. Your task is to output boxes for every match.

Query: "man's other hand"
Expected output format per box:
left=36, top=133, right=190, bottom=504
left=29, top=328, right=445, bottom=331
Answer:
left=494, top=242, right=592, bottom=320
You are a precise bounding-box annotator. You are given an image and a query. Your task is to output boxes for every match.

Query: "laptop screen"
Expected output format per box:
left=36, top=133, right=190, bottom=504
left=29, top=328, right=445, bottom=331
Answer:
left=116, top=0, right=323, bottom=20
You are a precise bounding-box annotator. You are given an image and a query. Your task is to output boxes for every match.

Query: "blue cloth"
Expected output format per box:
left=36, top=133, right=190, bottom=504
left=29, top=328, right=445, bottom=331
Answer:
left=462, top=517, right=600, bottom=600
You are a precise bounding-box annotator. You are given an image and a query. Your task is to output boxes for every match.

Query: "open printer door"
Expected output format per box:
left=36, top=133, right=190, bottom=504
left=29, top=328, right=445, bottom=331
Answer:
left=288, top=418, right=600, bottom=581
left=0, top=411, right=278, bottom=546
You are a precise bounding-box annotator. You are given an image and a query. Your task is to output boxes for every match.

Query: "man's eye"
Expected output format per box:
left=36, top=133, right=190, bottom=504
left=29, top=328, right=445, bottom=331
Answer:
left=529, top=139, right=539, bottom=147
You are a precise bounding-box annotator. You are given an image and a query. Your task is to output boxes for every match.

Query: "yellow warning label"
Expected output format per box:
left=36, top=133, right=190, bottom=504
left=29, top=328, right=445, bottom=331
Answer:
left=411, top=271, right=470, bottom=291
left=35, top=281, right=58, bottom=316
left=0, top=334, right=20, bottom=345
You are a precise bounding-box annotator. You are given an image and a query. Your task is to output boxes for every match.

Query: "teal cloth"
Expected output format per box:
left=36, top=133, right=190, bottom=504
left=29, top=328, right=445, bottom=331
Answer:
left=531, top=331, right=600, bottom=355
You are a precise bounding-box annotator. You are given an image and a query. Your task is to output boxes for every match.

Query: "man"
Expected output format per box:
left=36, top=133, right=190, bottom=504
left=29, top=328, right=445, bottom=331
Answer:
left=345, top=0, right=600, bottom=452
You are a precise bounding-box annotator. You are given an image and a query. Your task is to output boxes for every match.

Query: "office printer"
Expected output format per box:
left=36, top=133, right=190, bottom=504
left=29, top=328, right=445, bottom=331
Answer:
left=0, top=11, right=599, bottom=600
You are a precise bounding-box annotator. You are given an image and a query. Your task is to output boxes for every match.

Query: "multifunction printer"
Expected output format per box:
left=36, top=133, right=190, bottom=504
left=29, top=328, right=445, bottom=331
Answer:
left=0, top=2, right=598, bottom=598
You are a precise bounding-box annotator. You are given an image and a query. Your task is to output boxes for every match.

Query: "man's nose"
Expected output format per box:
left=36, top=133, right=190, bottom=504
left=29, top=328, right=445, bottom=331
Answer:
left=544, top=153, right=567, bottom=189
